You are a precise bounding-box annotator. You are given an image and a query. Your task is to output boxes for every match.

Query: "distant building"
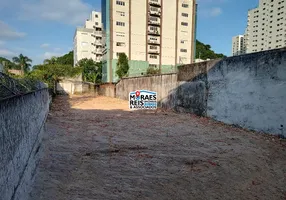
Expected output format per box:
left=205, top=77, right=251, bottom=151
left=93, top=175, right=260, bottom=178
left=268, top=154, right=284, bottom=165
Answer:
left=73, top=11, right=103, bottom=66
left=0, top=63, right=3, bottom=73
left=232, top=35, right=246, bottom=56
left=8, top=69, right=22, bottom=76
left=195, top=58, right=210, bottom=63
left=243, top=0, right=286, bottom=54
left=101, top=0, right=197, bottom=82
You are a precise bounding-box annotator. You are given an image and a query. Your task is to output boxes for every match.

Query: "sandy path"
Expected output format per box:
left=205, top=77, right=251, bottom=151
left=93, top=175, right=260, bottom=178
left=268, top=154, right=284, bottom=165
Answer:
left=30, top=95, right=286, bottom=200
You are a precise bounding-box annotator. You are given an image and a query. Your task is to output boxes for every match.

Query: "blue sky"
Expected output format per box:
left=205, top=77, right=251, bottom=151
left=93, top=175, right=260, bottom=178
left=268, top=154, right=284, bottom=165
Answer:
left=0, top=0, right=258, bottom=65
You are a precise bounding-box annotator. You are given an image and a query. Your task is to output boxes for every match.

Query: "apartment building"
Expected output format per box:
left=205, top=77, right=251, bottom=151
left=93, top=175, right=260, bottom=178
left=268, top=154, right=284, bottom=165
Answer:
left=232, top=35, right=246, bottom=56
left=101, top=0, right=197, bottom=83
left=73, top=11, right=103, bottom=65
left=0, top=63, right=3, bottom=73
left=244, top=0, right=286, bottom=54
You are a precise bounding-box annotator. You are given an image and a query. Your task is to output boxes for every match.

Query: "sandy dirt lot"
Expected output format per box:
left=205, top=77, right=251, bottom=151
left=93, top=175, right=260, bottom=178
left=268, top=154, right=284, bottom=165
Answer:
left=30, top=95, right=286, bottom=200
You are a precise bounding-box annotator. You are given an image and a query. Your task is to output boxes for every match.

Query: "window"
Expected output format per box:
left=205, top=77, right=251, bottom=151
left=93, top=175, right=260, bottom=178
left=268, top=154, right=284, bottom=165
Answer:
left=182, top=13, right=188, bottom=17
left=116, top=32, right=125, bottom=37
left=150, top=26, right=159, bottom=31
left=81, top=42, right=88, bottom=46
left=181, top=22, right=188, bottom=26
left=95, top=14, right=98, bottom=18
left=151, top=7, right=158, bottom=11
left=150, top=55, right=157, bottom=59
left=180, top=49, right=187, bottom=53
left=116, top=42, right=125, bottom=47
left=116, top=11, right=125, bottom=16
left=150, top=45, right=158, bottom=49
left=150, top=17, right=158, bottom=21
left=181, top=40, right=187, bottom=44
left=95, top=22, right=99, bottom=25
left=182, top=3, right=189, bottom=8
left=116, top=0, right=125, bottom=6
left=116, top=21, right=125, bottom=26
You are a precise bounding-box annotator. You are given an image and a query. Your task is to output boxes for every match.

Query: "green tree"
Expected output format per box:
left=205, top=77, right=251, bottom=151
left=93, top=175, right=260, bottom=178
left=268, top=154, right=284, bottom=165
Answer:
left=146, top=67, right=160, bottom=75
left=196, top=40, right=226, bottom=60
left=0, top=57, right=20, bottom=72
left=12, top=54, right=32, bottom=75
left=44, top=56, right=58, bottom=65
left=76, top=58, right=102, bottom=83
left=57, top=51, right=74, bottom=65
left=116, top=53, right=129, bottom=79
left=28, top=64, right=82, bottom=93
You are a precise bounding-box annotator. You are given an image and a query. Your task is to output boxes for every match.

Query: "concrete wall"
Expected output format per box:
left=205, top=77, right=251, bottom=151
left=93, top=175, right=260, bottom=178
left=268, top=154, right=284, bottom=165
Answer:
left=206, top=49, right=286, bottom=135
left=0, top=89, right=49, bottom=200
left=166, top=48, right=286, bottom=135
left=116, top=73, right=178, bottom=104
left=57, top=77, right=99, bottom=95
left=114, top=48, right=286, bottom=135
left=98, top=83, right=116, bottom=98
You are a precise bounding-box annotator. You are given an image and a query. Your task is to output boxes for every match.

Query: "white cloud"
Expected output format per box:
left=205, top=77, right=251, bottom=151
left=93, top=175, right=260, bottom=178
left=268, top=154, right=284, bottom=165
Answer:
left=43, top=52, right=63, bottom=59
left=54, top=47, right=61, bottom=52
left=0, top=20, right=26, bottom=40
left=210, top=7, right=222, bottom=16
left=199, top=7, right=223, bottom=17
left=20, top=0, right=92, bottom=25
left=0, top=49, right=17, bottom=57
left=40, top=43, right=50, bottom=48
left=0, top=41, right=5, bottom=45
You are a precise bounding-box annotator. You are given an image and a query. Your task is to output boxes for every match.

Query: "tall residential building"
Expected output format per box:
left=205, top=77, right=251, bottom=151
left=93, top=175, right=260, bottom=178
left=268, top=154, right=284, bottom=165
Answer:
left=101, top=0, right=197, bottom=83
left=73, top=11, right=103, bottom=65
left=0, top=63, right=3, bottom=73
left=232, top=35, right=246, bottom=56
left=244, top=0, right=286, bottom=54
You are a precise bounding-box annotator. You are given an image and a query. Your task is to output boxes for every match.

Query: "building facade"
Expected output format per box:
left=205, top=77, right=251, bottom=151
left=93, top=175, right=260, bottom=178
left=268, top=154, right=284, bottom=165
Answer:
left=73, top=11, right=103, bottom=65
left=0, top=63, right=3, bottom=73
left=101, top=0, right=197, bottom=82
left=244, top=0, right=286, bottom=54
left=232, top=35, right=246, bottom=56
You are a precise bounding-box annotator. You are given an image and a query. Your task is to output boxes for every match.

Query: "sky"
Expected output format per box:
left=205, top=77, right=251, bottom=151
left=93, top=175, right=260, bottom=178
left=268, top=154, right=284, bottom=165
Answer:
left=0, top=0, right=259, bottom=65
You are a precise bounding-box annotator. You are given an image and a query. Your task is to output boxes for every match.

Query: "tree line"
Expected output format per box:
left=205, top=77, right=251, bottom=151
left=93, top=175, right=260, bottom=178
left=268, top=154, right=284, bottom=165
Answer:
left=0, top=40, right=225, bottom=87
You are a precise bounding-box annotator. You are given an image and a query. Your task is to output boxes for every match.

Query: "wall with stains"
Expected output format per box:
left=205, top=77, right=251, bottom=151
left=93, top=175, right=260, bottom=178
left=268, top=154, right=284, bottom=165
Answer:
left=0, top=89, right=49, bottom=200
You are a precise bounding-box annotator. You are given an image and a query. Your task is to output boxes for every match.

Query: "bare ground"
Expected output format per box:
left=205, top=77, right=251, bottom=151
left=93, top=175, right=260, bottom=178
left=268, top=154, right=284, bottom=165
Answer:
left=30, top=95, right=286, bottom=200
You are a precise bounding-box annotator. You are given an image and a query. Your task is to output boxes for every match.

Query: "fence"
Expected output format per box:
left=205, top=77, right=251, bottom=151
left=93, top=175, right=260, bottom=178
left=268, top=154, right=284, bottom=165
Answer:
left=0, top=72, right=46, bottom=101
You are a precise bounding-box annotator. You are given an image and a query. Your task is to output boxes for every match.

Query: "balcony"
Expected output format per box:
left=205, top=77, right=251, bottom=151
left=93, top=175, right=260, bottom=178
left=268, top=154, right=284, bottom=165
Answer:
left=95, top=48, right=103, bottom=54
left=148, top=39, right=160, bottom=45
left=148, top=29, right=160, bottom=36
left=148, top=18, right=160, bottom=26
left=95, top=40, right=102, bottom=46
left=149, top=0, right=161, bottom=7
left=149, top=8, right=161, bottom=17
left=94, top=31, right=102, bottom=36
left=148, top=48, right=160, bottom=54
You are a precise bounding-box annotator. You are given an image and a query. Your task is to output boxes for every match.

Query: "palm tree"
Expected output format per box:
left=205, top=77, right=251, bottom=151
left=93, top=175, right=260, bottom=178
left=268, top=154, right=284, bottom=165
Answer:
left=44, top=56, right=57, bottom=65
left=12, top=54, right=32, bottom=75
